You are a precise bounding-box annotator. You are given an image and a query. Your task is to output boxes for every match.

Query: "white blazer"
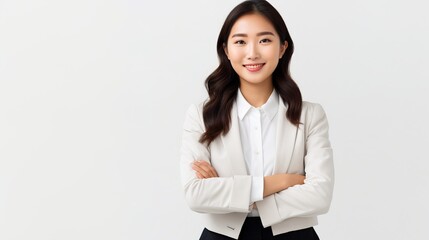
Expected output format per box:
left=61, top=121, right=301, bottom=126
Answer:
left=180, top=98, right=334, bottom=239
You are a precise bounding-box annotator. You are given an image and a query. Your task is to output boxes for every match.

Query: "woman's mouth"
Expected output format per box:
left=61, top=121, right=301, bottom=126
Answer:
left=243, top=63, right=265, bottom=72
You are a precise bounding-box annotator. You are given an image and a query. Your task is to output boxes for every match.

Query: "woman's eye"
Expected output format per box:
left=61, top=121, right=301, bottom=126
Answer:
left=234, top=40, right=246, bottom=45
left=260, top=39, right=272, bottom=44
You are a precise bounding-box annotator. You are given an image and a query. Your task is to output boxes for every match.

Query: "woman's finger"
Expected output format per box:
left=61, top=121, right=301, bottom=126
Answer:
left=192, top=163, right=210, bottom=178
left=196, top=161, right=218, bottom=178
left=195, top=172, right=204, bottom=179
left=200, top=161, right=219, bottom=177
left=193, top=161, right=219, bottom=178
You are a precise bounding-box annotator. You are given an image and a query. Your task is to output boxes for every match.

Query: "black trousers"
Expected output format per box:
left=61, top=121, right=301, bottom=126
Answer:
left=199, top=217, right=320, bottom=240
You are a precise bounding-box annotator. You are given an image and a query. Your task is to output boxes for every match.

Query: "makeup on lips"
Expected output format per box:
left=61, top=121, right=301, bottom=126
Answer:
left=243, top=63, right=265, bottom=72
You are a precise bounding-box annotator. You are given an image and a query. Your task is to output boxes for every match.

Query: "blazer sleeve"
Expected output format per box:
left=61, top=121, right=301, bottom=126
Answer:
left=180, top=104, right=252, bottom=214
left=257, top=103, right=334, bottom=227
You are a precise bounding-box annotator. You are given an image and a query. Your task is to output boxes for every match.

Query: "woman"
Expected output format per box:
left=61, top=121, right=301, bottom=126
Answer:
left=180, top=0, right=334, bottom=239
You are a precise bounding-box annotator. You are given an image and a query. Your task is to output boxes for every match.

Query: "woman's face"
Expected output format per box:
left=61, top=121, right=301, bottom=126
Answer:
left=225, top=13, right=287, bottom=88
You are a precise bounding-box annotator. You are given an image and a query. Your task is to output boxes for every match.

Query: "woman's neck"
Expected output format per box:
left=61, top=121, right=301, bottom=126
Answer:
left=239, top=81, right=273, bottom=108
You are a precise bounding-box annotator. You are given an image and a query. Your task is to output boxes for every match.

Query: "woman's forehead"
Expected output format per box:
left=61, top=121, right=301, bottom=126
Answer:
left=230, top=13, right=277, bottom=36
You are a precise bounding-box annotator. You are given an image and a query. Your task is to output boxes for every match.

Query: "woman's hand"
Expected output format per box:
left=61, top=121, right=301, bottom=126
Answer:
left=284, top=174, right=305, bottom=188
left=192, top=160, right=219, bottom=179
left=263, top=173, right=305, bottom=197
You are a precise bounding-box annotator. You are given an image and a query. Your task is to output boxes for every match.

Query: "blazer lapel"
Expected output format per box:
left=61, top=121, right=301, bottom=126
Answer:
left=221, top=102, right=248, bottom=175
left=273, top=99, right=299, bottom=174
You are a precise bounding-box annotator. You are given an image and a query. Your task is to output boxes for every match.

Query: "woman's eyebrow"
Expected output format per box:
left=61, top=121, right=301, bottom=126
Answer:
left=256, top=31, right=275, bottom=36
left=231, top=33, right=247, bottom=38
left=231, top=31, right=275, bottom=38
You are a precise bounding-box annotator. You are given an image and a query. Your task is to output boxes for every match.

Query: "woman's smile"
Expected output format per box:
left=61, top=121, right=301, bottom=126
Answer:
left=243, top=63, right=265, bottom=72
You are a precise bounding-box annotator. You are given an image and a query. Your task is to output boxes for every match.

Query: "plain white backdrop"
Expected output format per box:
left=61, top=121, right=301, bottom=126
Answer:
left=1, top=0, right=428, bottom=239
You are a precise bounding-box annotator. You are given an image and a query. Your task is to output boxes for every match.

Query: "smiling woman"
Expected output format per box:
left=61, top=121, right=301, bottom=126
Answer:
left=225, top=14, right=287, bottom=99
left=180, top=0, right=334, bottom=239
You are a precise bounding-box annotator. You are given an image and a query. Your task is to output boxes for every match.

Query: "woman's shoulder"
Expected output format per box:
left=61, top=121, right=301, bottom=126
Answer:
left=301, top=101, right=328, bottom=120
left=185, top=99, right=207, bottom=116
left=183, top=99, right=208, bottom=129
left=302, top=101, right=323, bottom=111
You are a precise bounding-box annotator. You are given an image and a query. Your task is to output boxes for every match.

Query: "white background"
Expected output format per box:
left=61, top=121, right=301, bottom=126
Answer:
left=1, top=0, right=428, bottom=239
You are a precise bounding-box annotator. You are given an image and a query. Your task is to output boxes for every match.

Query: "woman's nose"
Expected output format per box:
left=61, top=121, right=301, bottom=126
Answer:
left=246, top=43, right=260, bottom=60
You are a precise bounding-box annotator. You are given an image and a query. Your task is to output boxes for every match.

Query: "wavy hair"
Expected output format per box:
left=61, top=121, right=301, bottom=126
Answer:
left=200, top=0, right=302, bottom=145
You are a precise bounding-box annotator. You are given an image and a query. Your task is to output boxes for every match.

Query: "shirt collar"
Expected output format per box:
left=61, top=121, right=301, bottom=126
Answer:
left=237, top=88, right=279, bottom=121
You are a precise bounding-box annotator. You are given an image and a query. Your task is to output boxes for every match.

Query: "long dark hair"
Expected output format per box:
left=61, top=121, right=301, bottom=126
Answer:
left=200, top=0, right=302, bottom=145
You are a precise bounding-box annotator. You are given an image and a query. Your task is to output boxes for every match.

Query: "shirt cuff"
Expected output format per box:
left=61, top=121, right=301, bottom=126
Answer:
left=249, top=176, right=264, bottom=203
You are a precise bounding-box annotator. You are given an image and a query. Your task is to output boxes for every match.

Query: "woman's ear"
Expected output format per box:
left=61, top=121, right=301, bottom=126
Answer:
left=279, top=41, right=288, bottom=59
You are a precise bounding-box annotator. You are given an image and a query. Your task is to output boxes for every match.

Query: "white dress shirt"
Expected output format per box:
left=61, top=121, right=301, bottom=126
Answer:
left=236, top=89, right=278, bottom=216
